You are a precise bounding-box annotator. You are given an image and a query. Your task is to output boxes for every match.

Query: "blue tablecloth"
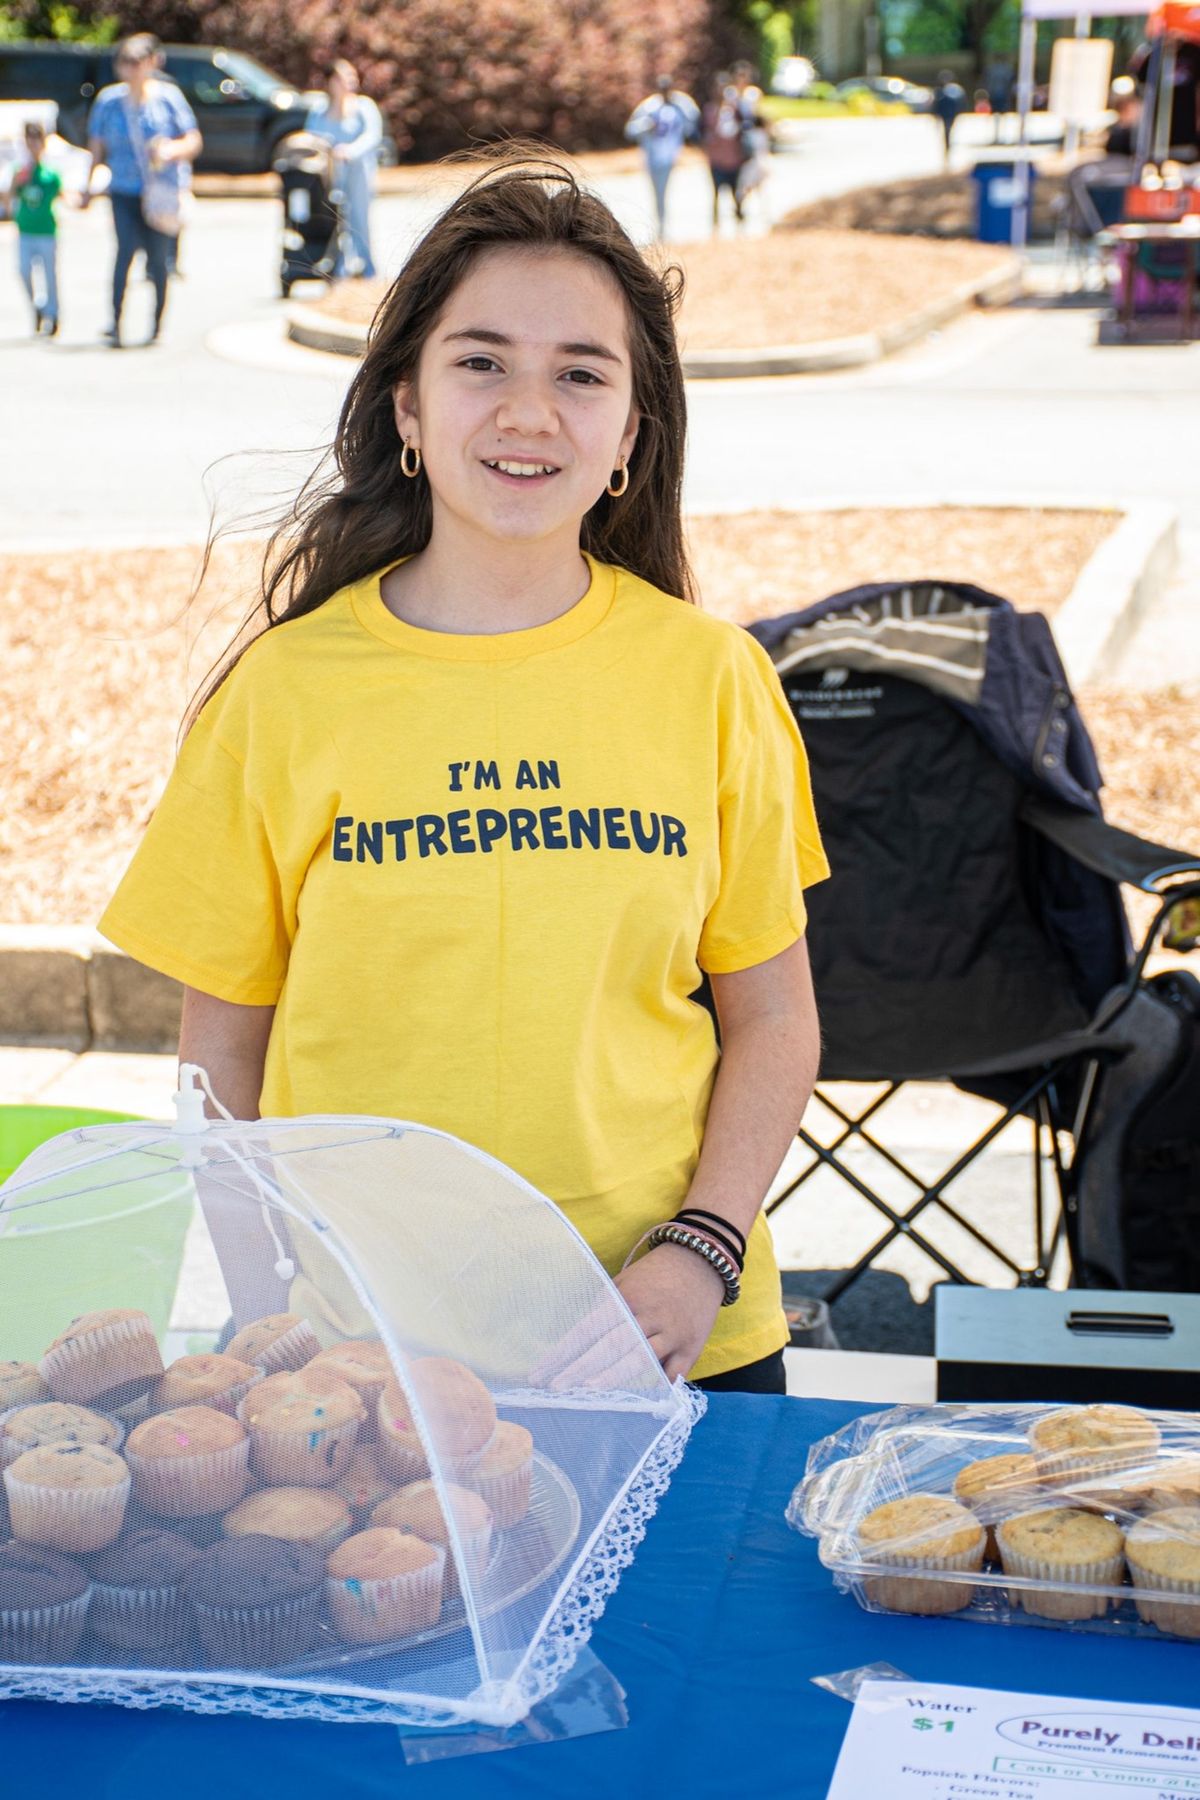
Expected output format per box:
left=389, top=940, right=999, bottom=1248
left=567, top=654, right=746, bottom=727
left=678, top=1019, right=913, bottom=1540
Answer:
left=5, top=1394, right=1198, bottom=1799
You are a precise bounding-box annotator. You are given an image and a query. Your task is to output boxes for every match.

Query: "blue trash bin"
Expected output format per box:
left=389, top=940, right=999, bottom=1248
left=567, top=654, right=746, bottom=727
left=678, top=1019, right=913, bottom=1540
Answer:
left=970, top=159, right=1037, bottom=243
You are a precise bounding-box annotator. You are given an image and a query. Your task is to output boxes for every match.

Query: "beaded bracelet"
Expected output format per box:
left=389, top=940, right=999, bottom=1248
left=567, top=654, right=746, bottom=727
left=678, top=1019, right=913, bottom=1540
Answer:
left=673, top=1208, right=746, bottom=1273
left=647, top=1222, right=742, bottom=1306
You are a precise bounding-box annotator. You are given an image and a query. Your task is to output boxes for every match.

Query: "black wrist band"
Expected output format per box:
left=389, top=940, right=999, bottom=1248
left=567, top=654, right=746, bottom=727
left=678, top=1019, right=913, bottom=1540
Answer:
left=674, top=1208, right=747, bottom=1267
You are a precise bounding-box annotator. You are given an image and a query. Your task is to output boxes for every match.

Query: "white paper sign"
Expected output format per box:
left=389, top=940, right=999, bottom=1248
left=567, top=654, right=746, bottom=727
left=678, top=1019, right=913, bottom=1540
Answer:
left=827, top=1678, right=1200, bottom=1798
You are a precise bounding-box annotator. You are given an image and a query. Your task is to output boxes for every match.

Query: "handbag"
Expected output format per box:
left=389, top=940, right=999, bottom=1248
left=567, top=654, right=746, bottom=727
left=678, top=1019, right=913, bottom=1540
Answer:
left=122, top=89, right=184, bottom=237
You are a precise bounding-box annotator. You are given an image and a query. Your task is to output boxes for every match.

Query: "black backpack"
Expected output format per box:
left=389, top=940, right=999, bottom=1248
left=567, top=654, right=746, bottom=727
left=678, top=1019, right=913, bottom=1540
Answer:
left=1075, top=970, right=1200, bottom=1290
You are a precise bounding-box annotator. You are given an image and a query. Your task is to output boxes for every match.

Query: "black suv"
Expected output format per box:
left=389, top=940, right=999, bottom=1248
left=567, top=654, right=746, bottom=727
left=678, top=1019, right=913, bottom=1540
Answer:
left=0, top=42, right=312, bottom=173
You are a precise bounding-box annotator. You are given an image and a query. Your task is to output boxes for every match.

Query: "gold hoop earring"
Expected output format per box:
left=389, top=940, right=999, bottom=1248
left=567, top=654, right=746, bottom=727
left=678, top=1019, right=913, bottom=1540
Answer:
left=401, top=439, right=422, bottom=478
left=606, top=459, right=629, bottom=498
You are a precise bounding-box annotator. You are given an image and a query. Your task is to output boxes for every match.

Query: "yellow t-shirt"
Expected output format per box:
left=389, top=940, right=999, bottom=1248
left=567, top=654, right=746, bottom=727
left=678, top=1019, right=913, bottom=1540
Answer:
left=100, top=556, right=829, bottom=1378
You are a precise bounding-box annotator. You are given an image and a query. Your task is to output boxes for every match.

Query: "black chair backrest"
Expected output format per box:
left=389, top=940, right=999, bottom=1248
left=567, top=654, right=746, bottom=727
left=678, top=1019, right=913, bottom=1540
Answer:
left=783, top=663, right=1093, bottom=1081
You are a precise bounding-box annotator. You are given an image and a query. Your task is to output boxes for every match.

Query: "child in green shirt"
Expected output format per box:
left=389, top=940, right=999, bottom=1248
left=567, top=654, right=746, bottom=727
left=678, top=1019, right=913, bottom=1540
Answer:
left=7, top=122, right=62, bottom=336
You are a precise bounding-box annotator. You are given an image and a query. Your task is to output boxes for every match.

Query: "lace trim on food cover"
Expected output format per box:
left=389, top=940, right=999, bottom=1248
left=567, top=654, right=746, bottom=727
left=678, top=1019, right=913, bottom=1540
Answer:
left=493, top=1383, right=707, bottom=1721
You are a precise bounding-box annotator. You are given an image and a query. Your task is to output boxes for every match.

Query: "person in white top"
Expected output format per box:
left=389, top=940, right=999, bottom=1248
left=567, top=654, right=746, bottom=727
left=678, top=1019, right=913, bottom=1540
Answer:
left=624, top=74, right=699, bottom=239
left=306, top=59, right=384, bottom=279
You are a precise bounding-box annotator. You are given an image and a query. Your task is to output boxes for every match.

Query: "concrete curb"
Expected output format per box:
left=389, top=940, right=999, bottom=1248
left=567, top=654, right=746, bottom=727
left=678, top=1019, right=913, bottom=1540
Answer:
left=0, top=489, right=1169, bottom=1053
left=0, top=927, right=181, bottom=1055
left=284, top=256, right=1024, bottom=374
left=1053, top=501, right=1179, bottom=687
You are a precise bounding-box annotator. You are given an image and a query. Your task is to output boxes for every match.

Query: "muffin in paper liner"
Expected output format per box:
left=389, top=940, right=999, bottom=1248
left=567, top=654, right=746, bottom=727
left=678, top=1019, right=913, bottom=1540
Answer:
left=325, top=1532, right=445, bottom=1644
left=238, top=1371, right=365, bottom=1489
left=125, top=1414, right=251, bottom=1520
left=997, top=1508, right=1126, bottom=1622
left=468, top=1422, right=534, bottom=1531
left=4, top=1445, right=131, bottom=1554
left=151, top=1355, right=264, bottom=1420
left=1125, top=1506, right=1200, bottom=1638
left=856, top=1494, right=985, bottom=1616
left=0, top=1363, right=48, bottom=1412
left=1, top=1590, right=91, bottom=1663
left=377, top=1360, right=496, bottom=1488
left=186, top=1535, right=326, bottom=1666
left=0, top=1401, right=124, bottom=1470
left=952, top=1453, right=1042, bottom=1562
left=89, top=1579, right=192, bottom=1652
left=221, top=1485, right=354, bottom=1556
left=192, top=1586, right=324, bottom=1667
left=371, top=1481, right=493, bottom=1602
left=86, top=1525, right=200, bottom=1651
left=39, top=1310, right=164, bottom=1409
left=1029, top=1405, right=1161, bottom=1485
left=225, top=1315, right=322, bottom=1377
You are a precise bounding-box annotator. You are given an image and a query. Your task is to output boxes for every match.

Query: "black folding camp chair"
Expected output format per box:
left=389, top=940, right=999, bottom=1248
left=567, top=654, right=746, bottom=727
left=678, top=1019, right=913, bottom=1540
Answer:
left=751, top=580, right=1200, bottom=1305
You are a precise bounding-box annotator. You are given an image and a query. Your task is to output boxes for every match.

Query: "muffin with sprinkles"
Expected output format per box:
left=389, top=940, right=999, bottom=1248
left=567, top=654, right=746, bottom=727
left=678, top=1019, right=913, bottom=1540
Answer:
left=239, top=1368, right=364, bottom=1487
left=125, top=1405, right=251, bottom=1518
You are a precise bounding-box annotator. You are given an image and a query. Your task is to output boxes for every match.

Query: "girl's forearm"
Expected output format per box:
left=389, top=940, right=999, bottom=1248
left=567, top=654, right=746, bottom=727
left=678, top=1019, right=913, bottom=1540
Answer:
left=178, top=987, right=275, bottom=1120
left=685, top=942, right=821, bottom=1242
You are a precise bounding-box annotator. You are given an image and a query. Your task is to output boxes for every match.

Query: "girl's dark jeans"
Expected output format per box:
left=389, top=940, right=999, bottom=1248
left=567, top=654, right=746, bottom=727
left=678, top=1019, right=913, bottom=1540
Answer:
left=110, top=192, right=170, bottom=333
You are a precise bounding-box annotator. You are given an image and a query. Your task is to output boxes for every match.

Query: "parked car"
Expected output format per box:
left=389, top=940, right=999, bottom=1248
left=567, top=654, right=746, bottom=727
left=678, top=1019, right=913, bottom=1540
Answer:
left=769, top=56, right=818, bottom=99
left=0, top=41, right=313, bottom=173
left=834, top=76, right=935, bottom=114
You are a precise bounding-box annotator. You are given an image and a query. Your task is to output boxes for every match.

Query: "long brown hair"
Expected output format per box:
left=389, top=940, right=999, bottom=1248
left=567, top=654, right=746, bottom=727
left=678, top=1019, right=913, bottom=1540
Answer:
left=193, top=151, right=693, bottom=719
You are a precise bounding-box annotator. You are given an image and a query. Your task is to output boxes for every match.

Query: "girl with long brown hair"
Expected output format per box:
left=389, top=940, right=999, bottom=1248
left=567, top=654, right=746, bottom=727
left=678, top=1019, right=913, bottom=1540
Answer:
left=101, top=155, right=827, bottom=1393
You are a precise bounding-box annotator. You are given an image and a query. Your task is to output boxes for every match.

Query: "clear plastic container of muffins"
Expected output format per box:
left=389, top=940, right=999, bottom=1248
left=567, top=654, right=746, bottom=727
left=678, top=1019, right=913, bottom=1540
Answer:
left=787, top=1402, right=1200, bottom=1639
left=0, top=1070, right=703, bottom=1729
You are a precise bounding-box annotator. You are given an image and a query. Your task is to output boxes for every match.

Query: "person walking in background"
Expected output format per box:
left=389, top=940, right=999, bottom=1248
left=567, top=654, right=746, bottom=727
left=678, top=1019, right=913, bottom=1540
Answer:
left=84, top=32, right=201, bottom=347
left=932, top=70, right=967, bottom=162
left=306, top=60, right=383, bottom=280
left=731, top=59, right=770, bottom=217
left=625, top=73, right=699, bottom=240
left=702, top=72, right=747, bottom=231
left=5, top=121, right=61, bottom=336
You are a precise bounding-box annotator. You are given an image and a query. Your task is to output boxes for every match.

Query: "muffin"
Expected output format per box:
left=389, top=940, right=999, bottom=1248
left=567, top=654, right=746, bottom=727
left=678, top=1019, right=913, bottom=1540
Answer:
left=326, top=1528, right=444, bottom=1645
left=239, top=1369, right=364, bottom=1487
left=1106, top=1458, right=1200, bottom=1516
left=307, top=1342, right=393, bottom=1432
left=87, top=1526, right=199, bottom=1651
left=377, top=1357, right=497, bottom=1484
left=224, top=1314, right=321, bottom=1377
left=467, top=1422, right=534, bottom=1531
left=330, top=1446, right=394, bottom=1523
left=125, top=1406, right=251, bottom=1518
left=1125, top=1507, right=1200, bottom=1638
left=953, top=1453, right=1042, bottom=1560
left=5, top=1441, right=131, bottom=1553
left=0, top=1362, right=48, bottom=1411
left=185, top=1533, right=325, bottom=1666
left=0, top=1400, right=123, bottom=1469
left=152, top=1354, right=262, bottom=1418
left=0, top=1542, right=91, bottom=1664
left=856, top=1495, right=985, bottom=1615
left=1029, top=1405, right=1160, bottom=1484
left=370, top=1480, right=493, bottom=1600
left=997, top=1507, right=1126, bottom=1621
left=222, top=1486, right=353, bottom=1555
left=40, top=1309, right=164, bottom=1408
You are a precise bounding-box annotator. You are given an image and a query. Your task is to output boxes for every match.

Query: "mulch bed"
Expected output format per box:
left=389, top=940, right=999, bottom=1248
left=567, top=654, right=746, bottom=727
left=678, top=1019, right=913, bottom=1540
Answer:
left=779, top=168, right=1069, bottom=241
left=6, top=506, right=1193, bottom=937
left=307, top=229, right=1015, bottom=353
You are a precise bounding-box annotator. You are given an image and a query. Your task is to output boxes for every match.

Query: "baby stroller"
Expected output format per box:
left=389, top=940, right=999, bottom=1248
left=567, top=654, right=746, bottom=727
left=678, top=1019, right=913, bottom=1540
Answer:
left=274, top=132, right=340, bottom=297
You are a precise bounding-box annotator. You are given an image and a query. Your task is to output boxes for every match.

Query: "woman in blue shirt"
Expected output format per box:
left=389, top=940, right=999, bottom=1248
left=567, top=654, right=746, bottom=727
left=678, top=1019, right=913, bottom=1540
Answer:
left=85, top=31, right=201, bottom=347
left=306, top=60, right=384, bottom=280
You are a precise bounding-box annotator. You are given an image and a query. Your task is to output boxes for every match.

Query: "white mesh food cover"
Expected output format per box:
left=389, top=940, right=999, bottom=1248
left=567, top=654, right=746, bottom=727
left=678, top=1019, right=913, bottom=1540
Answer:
left=0, top=1105, right=703, bottom=1726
